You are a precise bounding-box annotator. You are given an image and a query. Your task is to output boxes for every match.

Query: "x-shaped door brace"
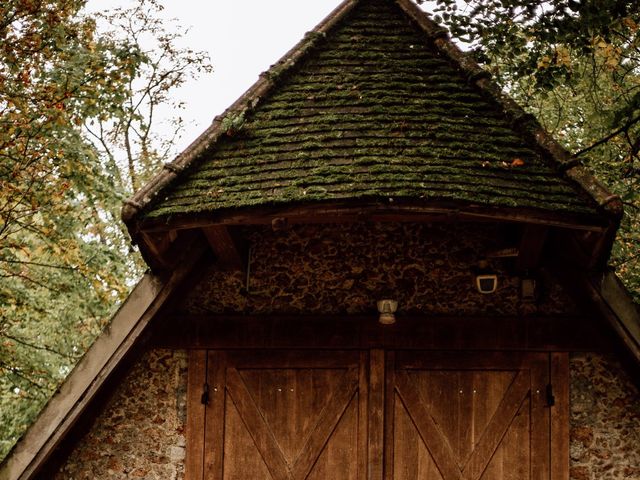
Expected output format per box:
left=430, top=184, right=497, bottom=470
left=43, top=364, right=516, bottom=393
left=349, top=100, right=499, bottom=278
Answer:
left=226, top=366, right=359, bottom=480
left=395, top=369, right=531, bottom=480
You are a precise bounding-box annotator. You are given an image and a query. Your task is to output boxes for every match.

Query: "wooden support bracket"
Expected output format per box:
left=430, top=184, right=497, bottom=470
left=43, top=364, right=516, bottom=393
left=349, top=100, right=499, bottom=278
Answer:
left=202, top=225, right=246, bottom=271
left=140, top=230, right=178, bottom=271
left=516, top=225, right=548, bottom=273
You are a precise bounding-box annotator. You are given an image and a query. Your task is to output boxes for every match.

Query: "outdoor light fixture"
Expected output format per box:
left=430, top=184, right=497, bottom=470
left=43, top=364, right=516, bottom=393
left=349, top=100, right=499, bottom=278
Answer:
left=475, top=260, right=498, bottom=294
left=377, top=299, right=398, bottom=325
left=520, top=278, right=537, bottom=303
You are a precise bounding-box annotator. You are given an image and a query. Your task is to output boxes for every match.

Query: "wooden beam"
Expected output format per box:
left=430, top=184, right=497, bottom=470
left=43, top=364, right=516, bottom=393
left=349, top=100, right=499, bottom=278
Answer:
left=140, top=231, right=174, bottom=270
left=202, top=225, right=246, bottom=271
left=368, top=350, right=385, bottom=480
left=549, top=262, right=640, bottom=370
left=136, top=202, right=607, bottom=234
left=586, top=220, right=620, bottom=271
left=516, top=225, right=548, bottom=273
left=151, top=314, right=612, bottom=352
left=139, top=229, right=202, bottom=273
left=551, top=229, right=593, bottom=269
left=550, top=352, right=570, bottom=480
left=584, top=272, right=640, bottom=364
left=551, top=225, right=617, bottom=272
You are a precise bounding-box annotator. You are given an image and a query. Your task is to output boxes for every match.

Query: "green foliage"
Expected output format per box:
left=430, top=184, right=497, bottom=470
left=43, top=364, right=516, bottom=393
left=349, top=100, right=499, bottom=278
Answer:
left=84, top=0, right=212, bottom=193
left=0, top=0, right=210, bottom=460
left=426, top=0, right=640, bottom=301
left=221, top=111, right=246, bottom=136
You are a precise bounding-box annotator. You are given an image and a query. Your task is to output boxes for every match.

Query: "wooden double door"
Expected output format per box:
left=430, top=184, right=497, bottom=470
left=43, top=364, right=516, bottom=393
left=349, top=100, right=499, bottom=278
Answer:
left=186, top=350, right=567, bottom=480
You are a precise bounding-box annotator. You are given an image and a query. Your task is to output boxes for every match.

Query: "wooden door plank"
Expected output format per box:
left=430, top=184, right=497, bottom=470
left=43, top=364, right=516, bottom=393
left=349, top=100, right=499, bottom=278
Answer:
left=185, top=350, right=207, bottom=480
left=227, top=350, right=359, bottom=369
left=530, top=356, right=551, bottom=480
left=383, top=351, right=395, bottom=480
left=396, top=351, right=530, bottom=370
left=461, top=370, right=531, bottom=480
left=368, top=350, right=385, bottom=480
left=204, top=351, right=227, bottom=479
left=392, top=399, right=421, bottom=480
left=396, top=371, right=463, bottom=480
left=226, top=367, right=292, bottom=480
left=551, top=353, right=569, bottom=480
left=291, top=367, right=359, bottom=480
left=358, top=352, right=369, bottom=480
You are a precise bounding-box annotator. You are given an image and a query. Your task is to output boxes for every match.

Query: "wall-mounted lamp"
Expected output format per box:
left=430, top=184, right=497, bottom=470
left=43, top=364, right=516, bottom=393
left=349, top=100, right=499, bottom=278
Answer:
left=520, top=278, right=537, bottom=303
left=475, top=260, right=498, bottom=294
left=377, top=299, right=398, bottom=325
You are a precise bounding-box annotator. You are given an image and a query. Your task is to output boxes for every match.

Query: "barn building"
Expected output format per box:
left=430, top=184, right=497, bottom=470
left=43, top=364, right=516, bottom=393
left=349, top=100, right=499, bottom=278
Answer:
left=2, top=0, right=639, bottom=478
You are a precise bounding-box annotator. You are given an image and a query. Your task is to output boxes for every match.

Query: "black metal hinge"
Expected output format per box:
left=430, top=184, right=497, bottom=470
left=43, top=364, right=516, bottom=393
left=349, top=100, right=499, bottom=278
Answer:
left=546, top=383, right=555, bottom=407
left=201, top=383, right=210, bottom=405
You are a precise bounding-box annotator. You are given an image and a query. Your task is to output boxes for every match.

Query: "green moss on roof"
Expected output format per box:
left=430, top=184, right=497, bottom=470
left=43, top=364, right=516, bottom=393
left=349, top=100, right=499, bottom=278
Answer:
left=144, top=0, right=598, bottom=219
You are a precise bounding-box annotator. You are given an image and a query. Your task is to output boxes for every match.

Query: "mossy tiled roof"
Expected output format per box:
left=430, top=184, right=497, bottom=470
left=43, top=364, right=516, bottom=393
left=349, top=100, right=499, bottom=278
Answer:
left=144, top=0, right=598, bottom=219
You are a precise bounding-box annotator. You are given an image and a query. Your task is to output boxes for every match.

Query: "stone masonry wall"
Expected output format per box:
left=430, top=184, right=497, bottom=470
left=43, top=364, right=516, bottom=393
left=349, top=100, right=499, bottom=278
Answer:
left=55, top=349, right=188, bottom=480
left=570, top=353, right=640, bottom=480
left=180, top=222, right=577, bottom=316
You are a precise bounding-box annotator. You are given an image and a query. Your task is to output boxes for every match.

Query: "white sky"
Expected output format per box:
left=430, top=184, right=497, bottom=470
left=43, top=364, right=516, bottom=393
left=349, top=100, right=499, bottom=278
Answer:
left=88, top=0, right=346, bottom=153
left=87, top=1, right=435, bottom=156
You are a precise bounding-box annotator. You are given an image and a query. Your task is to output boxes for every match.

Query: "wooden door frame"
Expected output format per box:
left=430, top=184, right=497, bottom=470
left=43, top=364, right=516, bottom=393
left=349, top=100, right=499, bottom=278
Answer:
left=186, top=349, right=568, bottom=480
left=187, top=349, right=371, bottom=480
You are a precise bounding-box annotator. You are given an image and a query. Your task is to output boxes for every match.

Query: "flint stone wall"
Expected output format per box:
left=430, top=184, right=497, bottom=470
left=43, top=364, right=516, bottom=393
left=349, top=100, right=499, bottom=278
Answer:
left=570, top=353, right=640, bottom=480
left=55, top=349, right=188, bottom=480
left=180, top=222, right=577, bottom=316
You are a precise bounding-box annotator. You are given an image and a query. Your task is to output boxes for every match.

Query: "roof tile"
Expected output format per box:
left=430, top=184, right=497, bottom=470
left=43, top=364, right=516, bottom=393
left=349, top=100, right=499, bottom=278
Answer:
left=144, top=0, right=598, bottom=219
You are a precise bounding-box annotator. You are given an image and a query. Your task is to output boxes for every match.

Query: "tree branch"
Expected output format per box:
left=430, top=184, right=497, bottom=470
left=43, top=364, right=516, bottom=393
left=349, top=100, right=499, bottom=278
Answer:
left=0, top=259, right=78, bottom=271
left=0, top=362, right=48, bottom=393
left=573, top=113, right=640, bottom=158
left=2, top=333, right=77, bottom=360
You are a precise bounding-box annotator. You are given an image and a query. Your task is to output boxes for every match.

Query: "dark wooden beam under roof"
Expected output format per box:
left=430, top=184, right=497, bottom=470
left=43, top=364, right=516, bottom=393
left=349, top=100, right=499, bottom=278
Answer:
left=129, top=202, right=612, bottom=275
left=135, top=203, right=609, bottom=235
left=548, top=261, right=640, bottom=370
left=202, top=225, right=246, bottom=272
left=139, top=230, right=176, bottom=270
left=135, top=229, right=202, bottom=273
left=516, top=225, right=549, bottom=273
left=151, top=313, right=614, bottom=353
